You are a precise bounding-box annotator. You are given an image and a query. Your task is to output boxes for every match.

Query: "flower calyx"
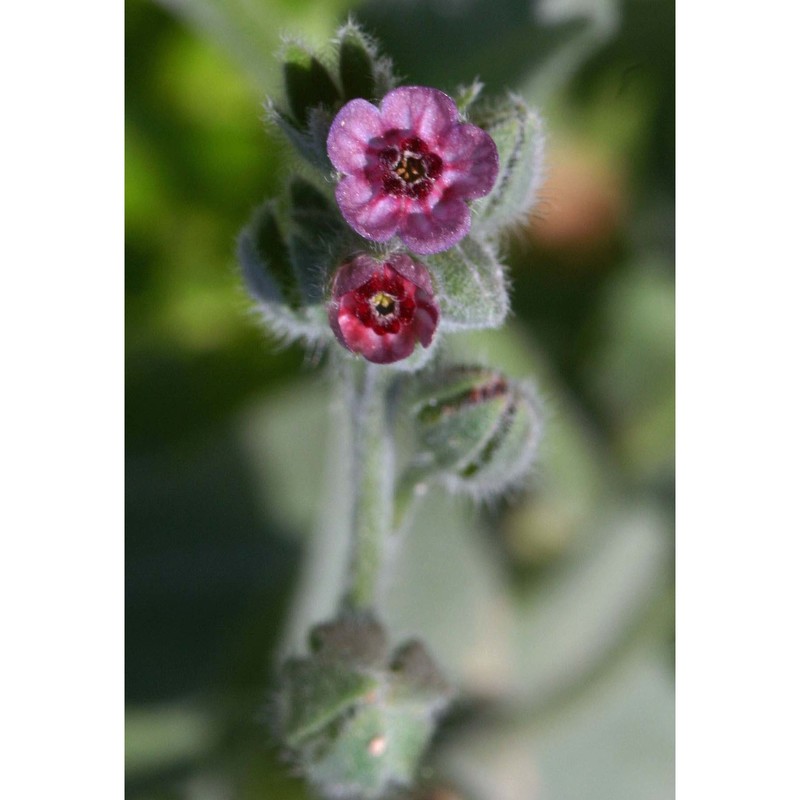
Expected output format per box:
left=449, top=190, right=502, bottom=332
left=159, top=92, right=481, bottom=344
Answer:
left=402, top=365, right=543, bottom=499
left=275, top=613, right=452, bottom=800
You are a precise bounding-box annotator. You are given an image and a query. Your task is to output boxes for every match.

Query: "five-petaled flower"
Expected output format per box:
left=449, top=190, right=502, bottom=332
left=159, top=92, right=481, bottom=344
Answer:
left=327, top=86, right=499, bottom=255
left=328, top=253, right=439, bottom=364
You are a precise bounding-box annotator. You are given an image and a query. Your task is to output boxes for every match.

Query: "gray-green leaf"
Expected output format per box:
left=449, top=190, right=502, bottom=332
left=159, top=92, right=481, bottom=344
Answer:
left=426, top=236, right=509, bottom=331
left=238, top=200, right=330, bottom=343
left=287, top=177, right=352, bottom=302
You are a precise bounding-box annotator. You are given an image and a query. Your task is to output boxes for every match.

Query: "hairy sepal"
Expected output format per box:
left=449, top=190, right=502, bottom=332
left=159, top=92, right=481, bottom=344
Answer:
left=238, top=199, right=329, bottom=344
left=237, top=183, right=352, bottom=344
left=446, top=380, right=543, bottom=500
left=275, top=614, right=452, bottom=800
left=470, top=94, right=546, bottom=236
left=287, top=177, right=354, bottom=304
left=335, top=21, right=395, bottom=103
left=266, top=100, right=333, bottom=172
left=402, top=368, right=543, bottom=501
left=281, top=40, right=342, bottom=127
left=426, top=236, right=509, bottom=331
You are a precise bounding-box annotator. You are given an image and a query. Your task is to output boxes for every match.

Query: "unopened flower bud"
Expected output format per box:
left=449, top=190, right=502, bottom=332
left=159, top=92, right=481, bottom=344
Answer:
left=275, top=614, right=452, bottom=800
left=406, top=366, right=542, bottom=498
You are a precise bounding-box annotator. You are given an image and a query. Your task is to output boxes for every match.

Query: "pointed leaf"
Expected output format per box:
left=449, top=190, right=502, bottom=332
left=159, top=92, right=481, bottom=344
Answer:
left=266, top=102, right=332, bottom=171
left=282, top=44, right=341, bottom=125
left=426, top=236, right=509, bottom=330
left=238, top=199, right=330, bottom=343
left=279, top=658, right=379, bottom=749
left=338, top=25, right=376, bottom=101
left=454, top=79, right=484, bottom=115
left=239, top=201, right=299, bottom=308
left=333, top=21, right=395, bottom=101
left=288, top=178, right=351, bottom=302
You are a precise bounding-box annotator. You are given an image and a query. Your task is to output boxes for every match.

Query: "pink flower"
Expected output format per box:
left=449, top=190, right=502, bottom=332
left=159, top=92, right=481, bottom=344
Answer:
left=327, top=86, right=499, bottom=255
left=328, top=254, right=439, bottom=364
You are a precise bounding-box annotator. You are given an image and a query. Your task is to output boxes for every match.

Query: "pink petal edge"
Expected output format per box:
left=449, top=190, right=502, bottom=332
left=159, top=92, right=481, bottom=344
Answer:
left=380, top=86, right=459, bottom=141
left=439, top=124, right=500, bottom=200
left=335, top=177, right=402, bottom=242
left=327, top=99, right=383, bottom=174
left=400, top=196, right=471, bottom=255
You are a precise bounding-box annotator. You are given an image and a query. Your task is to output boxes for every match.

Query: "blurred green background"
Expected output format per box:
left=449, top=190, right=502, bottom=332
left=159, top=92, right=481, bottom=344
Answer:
left=126, top=0, right=674, bottom=797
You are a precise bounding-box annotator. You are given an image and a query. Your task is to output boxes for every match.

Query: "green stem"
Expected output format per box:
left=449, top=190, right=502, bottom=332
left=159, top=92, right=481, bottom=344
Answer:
left=392, top=468, right=427, bottom=534
left=341, top=362, right=394, bottom=611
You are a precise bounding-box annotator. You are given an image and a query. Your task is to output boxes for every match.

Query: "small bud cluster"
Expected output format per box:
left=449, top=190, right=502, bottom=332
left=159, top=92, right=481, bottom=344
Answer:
left=276, top=614, right=452, bottom=800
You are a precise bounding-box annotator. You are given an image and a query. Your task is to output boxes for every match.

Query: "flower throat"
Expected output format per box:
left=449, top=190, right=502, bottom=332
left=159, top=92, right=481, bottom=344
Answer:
left=380, top=136, right=443, bottom=200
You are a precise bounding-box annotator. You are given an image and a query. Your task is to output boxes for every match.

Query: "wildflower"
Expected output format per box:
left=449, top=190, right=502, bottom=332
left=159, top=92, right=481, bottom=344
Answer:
left=327, top=86, right=499, bottom=254
left=328, top=253, right=439, bottom=364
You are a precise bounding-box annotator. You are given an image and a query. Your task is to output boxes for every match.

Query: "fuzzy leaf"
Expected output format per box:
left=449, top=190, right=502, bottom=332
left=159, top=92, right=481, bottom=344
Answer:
left=306, top=701, right=435, bottom=800
left=402, top=366, right=542, bottom=500
left=338, top=26, right=376, bottom=101
left=238, top=200, right=329, bottom=343
left=279, top=658, right=379, bottom=749
left=454, top=79, right=484, bottom=114
left=239, top=202, right=299, bottom=307
left=334, top=21, right=395, bottom=103
left=276, top=615, right=451, bottom=800
left=282, top=44, right=342, bottom=126
left=410, top=369, right=512, bottom=475
left=470, top=95, right=546, bottom=235
left=266, top=102, right=331, bottom=171
left=288, top=178, right=351, bottom=302
left=426, top=236, right=508, bottom=331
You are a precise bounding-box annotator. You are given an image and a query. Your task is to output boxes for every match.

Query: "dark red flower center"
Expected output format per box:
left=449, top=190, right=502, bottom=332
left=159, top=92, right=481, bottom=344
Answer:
left=378, top=135, right=443, bottom=200
left=351, top=264, right=417, bottom=335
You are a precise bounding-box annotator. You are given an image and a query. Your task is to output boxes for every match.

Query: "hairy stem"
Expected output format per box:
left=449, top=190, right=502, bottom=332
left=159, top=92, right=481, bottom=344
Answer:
left=342, top=362, right=394, bottom=611
left=392, top=469, right=428, bottom=535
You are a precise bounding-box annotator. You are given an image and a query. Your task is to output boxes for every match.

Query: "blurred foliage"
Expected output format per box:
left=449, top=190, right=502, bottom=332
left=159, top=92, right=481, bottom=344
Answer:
left=126, top=0, right=674, bottom=798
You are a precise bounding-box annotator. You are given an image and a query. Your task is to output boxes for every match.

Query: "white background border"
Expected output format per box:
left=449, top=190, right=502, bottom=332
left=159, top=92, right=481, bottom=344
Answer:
left=677, top=0, right=799, bottom=795
left=1, top=1, right=124, bottom=797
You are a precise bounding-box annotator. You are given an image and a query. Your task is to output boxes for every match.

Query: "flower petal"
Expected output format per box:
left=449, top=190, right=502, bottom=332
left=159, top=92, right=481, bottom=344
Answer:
left=337, top=312, right=416, bottom=363
left=412, top=297, right=439, bottom=347
left=440, top=123, right=499, bottom=200
left=335, top=176, right=403, bottom=242
left=327, top=99, right=383, bottom=174
left=390, top=253, right=435, bottom=296
left=400, top=194, right=471, bottom=254
left=380, top=86, right=459, bottom=140
left=330, top=254, right=379, bottom=298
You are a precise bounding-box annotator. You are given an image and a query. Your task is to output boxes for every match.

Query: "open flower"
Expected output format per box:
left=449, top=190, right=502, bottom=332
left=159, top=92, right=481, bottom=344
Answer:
left=328, top=253, right=439, bottom=364
left=327, top=86, right=499, bottom=255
